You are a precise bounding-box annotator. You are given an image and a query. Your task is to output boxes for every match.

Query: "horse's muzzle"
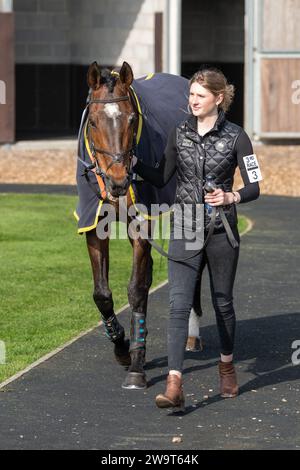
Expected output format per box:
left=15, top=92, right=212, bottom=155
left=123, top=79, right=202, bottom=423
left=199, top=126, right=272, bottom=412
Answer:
left=107, top=175, right=130, bottom=197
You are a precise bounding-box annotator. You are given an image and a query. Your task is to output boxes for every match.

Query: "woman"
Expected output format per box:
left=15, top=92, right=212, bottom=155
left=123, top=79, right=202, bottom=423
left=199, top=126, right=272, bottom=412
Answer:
left=132, top=68, right=261, bottom=410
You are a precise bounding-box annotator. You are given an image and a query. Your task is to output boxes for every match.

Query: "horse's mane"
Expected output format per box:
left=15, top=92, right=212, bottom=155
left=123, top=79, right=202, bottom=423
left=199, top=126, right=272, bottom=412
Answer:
left=100, top=68, right=117, bottom=92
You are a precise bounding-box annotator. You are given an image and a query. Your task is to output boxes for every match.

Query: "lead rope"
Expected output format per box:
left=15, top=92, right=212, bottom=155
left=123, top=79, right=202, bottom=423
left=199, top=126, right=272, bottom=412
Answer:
left=120, top=193, right=218, bottom=262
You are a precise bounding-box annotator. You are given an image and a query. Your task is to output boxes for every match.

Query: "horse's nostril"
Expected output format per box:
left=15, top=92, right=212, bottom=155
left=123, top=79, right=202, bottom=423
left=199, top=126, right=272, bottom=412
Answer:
left=111, top=177, right=129, bottom=191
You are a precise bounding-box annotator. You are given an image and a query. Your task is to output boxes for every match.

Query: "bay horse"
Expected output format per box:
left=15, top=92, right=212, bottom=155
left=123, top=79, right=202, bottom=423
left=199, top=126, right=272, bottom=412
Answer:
left=75, top=61, right=202, bottom=390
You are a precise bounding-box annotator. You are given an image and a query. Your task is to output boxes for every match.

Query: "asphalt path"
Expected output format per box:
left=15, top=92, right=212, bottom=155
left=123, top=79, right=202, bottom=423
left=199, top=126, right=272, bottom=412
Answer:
left=0, top=184, right=77, bottom=195
left=0, top=193, right=299, bottom=450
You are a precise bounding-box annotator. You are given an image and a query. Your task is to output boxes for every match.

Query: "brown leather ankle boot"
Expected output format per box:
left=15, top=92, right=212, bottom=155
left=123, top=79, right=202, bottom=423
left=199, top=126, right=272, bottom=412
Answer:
left=219, top=361, right=239, bottom=398
left=155, top=374, right=185, bottom=411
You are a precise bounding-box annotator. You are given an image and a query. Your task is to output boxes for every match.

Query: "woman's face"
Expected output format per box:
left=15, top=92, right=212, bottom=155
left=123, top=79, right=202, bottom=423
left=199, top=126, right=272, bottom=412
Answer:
left=189, top=82, right=223, bottom=118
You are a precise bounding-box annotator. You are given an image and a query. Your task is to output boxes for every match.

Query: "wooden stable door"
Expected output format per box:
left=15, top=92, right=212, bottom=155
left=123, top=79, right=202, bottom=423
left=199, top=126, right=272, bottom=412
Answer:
left=261, top=58, right=300, bottom=134
left=245, top=0, right=300, bottom=140
left=0, top=12, right=15, bottom=143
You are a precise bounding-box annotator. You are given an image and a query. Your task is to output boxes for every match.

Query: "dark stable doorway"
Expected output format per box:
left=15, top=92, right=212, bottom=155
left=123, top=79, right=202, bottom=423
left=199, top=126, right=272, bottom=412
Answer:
left=181, top=0, right=245, bottom=127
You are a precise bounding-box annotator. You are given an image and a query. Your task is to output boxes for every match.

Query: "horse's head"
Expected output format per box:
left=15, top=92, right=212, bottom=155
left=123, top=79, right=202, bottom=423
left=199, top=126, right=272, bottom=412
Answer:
left=86, top=61, right=137, bottom=198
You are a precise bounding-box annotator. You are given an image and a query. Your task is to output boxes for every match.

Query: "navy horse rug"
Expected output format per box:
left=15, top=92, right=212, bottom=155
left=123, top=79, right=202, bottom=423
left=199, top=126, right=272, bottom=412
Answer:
left=74, top=72, right=189, bottom=233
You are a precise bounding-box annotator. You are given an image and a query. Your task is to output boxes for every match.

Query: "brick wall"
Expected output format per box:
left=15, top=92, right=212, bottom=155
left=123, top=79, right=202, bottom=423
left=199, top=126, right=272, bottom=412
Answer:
left=182, top=0, right=245, bottom=64
left=14, top=0, right=70, bottom=63
left=14, top=0, right=167, bottom=76
left=15, top=0, right=245, bottom=75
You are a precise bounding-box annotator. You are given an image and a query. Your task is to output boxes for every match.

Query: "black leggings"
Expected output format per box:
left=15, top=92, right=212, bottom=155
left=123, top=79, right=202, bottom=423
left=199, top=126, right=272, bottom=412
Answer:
left=167, top=227, right=240, bottom=372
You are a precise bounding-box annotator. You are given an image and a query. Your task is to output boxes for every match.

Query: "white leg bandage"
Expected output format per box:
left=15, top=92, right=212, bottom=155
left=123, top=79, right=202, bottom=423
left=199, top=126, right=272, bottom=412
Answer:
left=188, top=308, right=201, bottom=338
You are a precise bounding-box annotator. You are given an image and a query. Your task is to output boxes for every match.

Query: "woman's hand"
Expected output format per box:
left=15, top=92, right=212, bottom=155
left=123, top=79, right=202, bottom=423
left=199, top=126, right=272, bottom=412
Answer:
left=204, top=189, right=235, bottom=206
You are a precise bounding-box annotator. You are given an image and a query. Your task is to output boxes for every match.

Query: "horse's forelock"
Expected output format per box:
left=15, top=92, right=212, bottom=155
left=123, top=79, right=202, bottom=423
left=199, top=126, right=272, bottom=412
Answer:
left=100, top=69, right=117, bottom=93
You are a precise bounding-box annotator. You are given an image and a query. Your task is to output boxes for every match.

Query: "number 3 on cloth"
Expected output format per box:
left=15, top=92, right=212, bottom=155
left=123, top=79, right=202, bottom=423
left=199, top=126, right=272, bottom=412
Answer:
left=243, top=154, right=263, bottom=183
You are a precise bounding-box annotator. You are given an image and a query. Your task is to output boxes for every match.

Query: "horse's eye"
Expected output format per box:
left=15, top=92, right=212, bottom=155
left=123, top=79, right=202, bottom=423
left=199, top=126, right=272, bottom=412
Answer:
left=89, top=120, right=96, bottom=128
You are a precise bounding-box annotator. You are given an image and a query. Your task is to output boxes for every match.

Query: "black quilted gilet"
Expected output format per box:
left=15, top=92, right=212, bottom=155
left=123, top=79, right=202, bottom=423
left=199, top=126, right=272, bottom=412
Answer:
left=175, top=111, right=242, bottom=229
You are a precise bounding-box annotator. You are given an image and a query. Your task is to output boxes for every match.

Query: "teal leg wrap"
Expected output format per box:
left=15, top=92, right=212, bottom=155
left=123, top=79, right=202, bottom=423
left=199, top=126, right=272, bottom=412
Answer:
left=129, top=312, right=147, bottom=352
left=102, top=314, right=125, bottom=342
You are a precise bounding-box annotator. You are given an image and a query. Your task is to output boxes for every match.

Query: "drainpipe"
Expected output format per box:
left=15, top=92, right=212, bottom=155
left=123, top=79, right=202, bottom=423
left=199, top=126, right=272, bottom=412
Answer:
left=167, top=0, right=182, bottom=75
left=0, top=0, right=13, bottom=12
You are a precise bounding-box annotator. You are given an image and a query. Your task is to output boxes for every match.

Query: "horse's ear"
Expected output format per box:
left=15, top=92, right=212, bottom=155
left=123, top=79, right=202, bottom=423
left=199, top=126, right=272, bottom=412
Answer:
left=87, top=61, right=101, bottom=90
left=119, top=61, right=133, bottom=87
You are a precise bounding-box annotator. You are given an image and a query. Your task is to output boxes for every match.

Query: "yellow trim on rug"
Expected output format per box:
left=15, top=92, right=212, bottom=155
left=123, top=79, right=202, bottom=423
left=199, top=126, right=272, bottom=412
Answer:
left=129, top=86, right=143, bottom=144
left=129, top=184, right=172, bottom=221
left=74, top=122, right=105, bottom=233
left=76, top=199, right=104, bottom=234
left=84, top=121, right=92, bottom=161
left=145, top=73, right=155, bottom=80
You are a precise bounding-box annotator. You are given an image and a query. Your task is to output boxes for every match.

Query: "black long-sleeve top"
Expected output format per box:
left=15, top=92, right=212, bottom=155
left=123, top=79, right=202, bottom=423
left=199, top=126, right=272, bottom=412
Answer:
left=134, top=127, right=260, bottom=204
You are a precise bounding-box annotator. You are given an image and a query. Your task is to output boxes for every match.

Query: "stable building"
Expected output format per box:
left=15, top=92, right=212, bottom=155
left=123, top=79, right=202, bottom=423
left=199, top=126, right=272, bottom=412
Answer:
left=0, top=0, right=300, bottom=143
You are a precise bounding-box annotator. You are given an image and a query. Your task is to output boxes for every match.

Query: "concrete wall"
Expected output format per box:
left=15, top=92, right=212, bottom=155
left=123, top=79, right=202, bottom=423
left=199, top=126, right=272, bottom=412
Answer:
left=14, top=0, right=167, bottom=77
left=70, top=0, right=167, bottom=77
left=182, top=0, right=244, bottom=63
left=14, top=0, right=71, bottom=63
left=14, top=0, right=245, bottom=77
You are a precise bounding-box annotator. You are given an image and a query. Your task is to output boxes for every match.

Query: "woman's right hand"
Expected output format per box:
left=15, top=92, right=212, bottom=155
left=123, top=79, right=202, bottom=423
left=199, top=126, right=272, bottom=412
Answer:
left=205, top=188, right=234, bottom=206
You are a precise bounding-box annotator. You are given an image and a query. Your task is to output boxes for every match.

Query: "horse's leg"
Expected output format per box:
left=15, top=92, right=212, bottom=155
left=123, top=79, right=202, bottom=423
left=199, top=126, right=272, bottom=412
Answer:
left=122, top=236, right=153, bottom=389
left=186, top=257, right=207, bottom=352
left=192, top=276, right=203, bottom=317
left=86, top=228, right=131, bottom=366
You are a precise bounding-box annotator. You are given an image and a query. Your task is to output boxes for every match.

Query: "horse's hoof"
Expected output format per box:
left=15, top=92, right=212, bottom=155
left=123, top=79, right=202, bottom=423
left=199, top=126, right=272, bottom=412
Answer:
left=122, top=372, right=147, bottom=390
left=114, top=339, right=131, bottom=367
left=185, top=336, right=204, bottom=352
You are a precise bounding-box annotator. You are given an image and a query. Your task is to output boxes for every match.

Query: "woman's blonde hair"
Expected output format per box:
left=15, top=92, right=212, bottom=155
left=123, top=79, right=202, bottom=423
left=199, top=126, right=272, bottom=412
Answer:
left=189, top=68, right=235, bottom=113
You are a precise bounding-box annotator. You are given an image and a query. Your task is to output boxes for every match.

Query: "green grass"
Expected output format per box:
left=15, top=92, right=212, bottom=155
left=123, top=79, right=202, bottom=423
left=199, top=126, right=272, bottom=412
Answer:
left=237, top=214, right=248, bottom=235
left=0, top=194, right=249, bottom=383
